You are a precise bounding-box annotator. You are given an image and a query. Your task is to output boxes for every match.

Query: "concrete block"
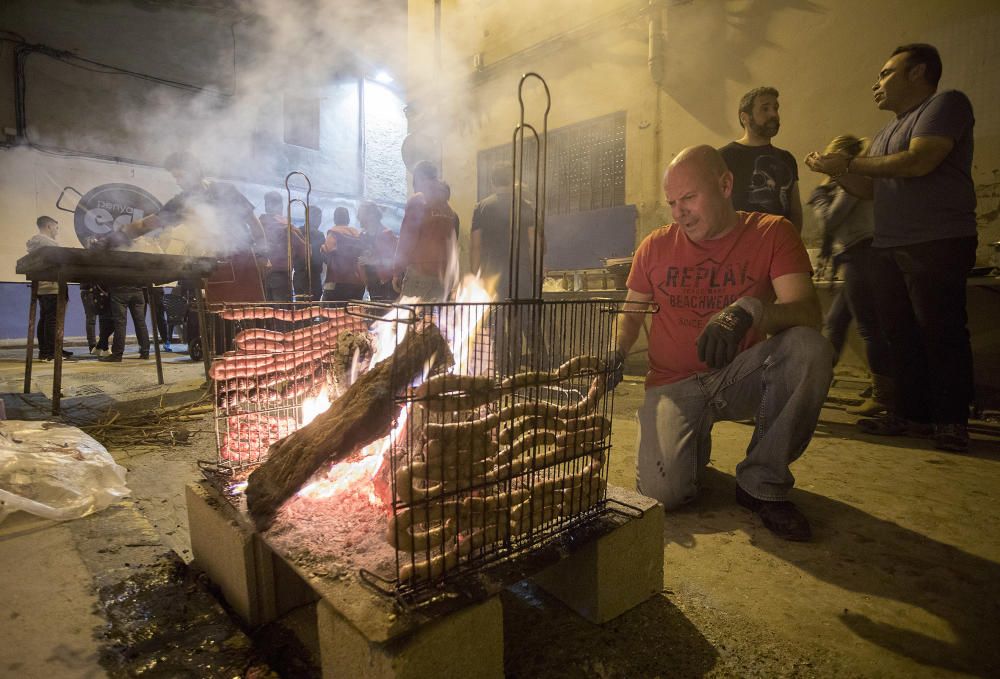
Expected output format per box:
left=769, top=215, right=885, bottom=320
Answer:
left=317, top=595, right=504, bottom=679
left=186, top=481, right=257, bottom=623
left=531, top=484, right=663, bottom=624
left=186, top=481, right=316, bottom=627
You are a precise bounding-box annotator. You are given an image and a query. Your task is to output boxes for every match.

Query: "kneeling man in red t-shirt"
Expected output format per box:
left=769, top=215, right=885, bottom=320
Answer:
left=612, top=145, right=832, bottom=541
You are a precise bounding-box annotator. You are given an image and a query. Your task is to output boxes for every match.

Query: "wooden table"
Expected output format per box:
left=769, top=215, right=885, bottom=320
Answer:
left=16, top=247, right=221, bottom=414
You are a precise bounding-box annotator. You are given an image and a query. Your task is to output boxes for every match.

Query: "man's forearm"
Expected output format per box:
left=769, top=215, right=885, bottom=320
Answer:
left=849, top=150, right=937, bottom=179
left=615, top=293, right=653, bottom=354
left=788, top=182, right=803, bottom=233
left=121, top=214, right=165, bottom=241
left=835, top=173, right=874, bottom=199
left=760, top=298, right=822, bottom=334
left=469, top=234, right=481, bottom=274
left=615, top=312, right=643, bottom=356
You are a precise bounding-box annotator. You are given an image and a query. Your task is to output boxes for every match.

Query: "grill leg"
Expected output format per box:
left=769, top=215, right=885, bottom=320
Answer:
left=23, top=281, right=38, bottom=394
left=195, top=279, right=212, bottom=379
left=146, top=286, right=164, bottom=384
left=52, top=280, right=67, bottom=415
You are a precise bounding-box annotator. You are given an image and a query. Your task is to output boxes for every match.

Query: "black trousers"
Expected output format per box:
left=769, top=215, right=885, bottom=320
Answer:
left=110, top=287, right=150, bottom=357
left=80, top=287, right=98, bottom=349
left=265, top=271, right=292, bottom=302
left=37, top=294, right=57, bottom=358
left=823, top=239, right=891, bottom=375
left=96, top=311, right=115, bottom=351
left=321, top=283, right=366, bottom=302
left=871, top=236, right=976, bottom=425
left=149, top=287, right=169, bottom=341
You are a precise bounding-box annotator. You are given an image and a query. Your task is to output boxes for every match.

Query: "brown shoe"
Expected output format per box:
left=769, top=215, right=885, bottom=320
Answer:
left=847, top=374, right=892, bottom=416
left=847, top=397, right=887, bottom=417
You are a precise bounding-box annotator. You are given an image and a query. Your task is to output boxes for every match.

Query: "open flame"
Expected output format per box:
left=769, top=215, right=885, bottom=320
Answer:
left=447, top=273, right=493, bottom=371
left=296, top=274, right=494, bottom=505
left=300, top=387, right=332, bottom=427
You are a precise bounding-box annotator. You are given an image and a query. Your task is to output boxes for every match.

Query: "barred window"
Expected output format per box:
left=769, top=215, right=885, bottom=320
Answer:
left=283, top=95, right=321, bottom=150
left=476, top=111, right=626, bottom=216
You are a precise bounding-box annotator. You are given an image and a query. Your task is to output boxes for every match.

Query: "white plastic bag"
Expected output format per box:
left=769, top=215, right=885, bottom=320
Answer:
left=0, top=420, right=130, bottom=524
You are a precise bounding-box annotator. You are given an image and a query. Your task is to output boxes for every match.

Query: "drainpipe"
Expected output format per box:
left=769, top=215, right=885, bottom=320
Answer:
left=434, top=0, right=442, bottom=75
left=433, top=0, right=443, bottom=169
left=648, top=0, right=665, bottom=86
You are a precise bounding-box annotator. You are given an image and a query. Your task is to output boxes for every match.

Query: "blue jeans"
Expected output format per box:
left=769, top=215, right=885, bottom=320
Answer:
left=871, top=237, right=976, bottom=425
left=823, top=240, right=891, bottom=376
left=636, top=327, right=833, bottom=508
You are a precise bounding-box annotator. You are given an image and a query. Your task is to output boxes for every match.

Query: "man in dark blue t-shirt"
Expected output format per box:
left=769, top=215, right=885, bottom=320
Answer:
left=806, top=43, right=977, bottom=452
left=719, top=86, right=803, bottom=232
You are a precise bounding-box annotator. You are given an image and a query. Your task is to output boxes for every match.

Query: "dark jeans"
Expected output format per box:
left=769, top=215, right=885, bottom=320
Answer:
left=871, top=237, right=976, bottom=425
left=110, top=287, right=150, bottom=357
left=80, top=288, right=98, bottom=349
left=96, top=311, right=114, bottom=351
left=321, top=283, right=366, bottom=302
left=365, top=280, right=396, bottom=302
left=265, top=271, right=292, bottom=302
left=823, top=239, right=891, bottom=376
left=37, top=294, right=57, bottom=358
left=149, top=287, right=169, bottom=341
left=293, top=269, right=323, bottom=302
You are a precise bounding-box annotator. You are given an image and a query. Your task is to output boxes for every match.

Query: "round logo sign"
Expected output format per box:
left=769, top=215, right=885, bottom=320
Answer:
left=69, top=183, right=162, bottom=247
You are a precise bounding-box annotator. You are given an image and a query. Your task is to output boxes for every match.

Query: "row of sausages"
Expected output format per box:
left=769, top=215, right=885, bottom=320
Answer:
left=384, top=354, right=614, bottom=582
left=394, top=411, right=610, bottom=503
left=394, top=460, right=607, bottom=583
left=208, top=312, right=367, bottom=382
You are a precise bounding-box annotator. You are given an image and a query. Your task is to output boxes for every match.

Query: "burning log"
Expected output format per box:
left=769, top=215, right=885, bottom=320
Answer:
left=246, top=320, right=453, bottom=530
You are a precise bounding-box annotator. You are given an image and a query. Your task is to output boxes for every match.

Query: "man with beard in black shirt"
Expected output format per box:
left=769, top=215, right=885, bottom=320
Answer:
left=719, top=87, right=803, bottom=232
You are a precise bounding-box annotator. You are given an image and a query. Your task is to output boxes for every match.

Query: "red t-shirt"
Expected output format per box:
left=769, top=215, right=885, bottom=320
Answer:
left=626, top=212, right=812, bottom=388
left=323, top=225, right=364, bottom=285
left=394, top=189, right=459, bottom=280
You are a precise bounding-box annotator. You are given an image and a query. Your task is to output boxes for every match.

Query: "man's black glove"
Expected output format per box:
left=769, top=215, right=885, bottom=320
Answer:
left=696, top=303, right=755, bottom=369
left=606, top=348, right=626, bottom=391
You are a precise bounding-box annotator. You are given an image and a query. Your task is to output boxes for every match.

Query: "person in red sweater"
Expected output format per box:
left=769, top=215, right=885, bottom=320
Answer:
left=357, top=201, right=398, bottom=302
left=612, top=145, right=831, bottom=541
left=393, top=161, right=459, bottom=301
left=320, top=207, right=365, bottom=301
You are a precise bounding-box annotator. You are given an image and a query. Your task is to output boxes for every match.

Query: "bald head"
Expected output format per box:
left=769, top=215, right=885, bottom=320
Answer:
left=666, top=145, right=730, bottom=183
left=663, top=145, right=736, bottom=242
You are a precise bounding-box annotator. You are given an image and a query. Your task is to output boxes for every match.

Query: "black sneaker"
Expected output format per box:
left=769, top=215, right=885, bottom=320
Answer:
left=139, top=353, right=150, bottom=359
left=736, top=486, right=812, bottom=542
left=99, top=354, right=123, bottom=363
left=933, top=423, right=969, bottom=453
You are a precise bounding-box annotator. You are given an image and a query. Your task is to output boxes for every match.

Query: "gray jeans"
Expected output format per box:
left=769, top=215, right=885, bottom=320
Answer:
left=636, top=327, right=833, bottom=508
